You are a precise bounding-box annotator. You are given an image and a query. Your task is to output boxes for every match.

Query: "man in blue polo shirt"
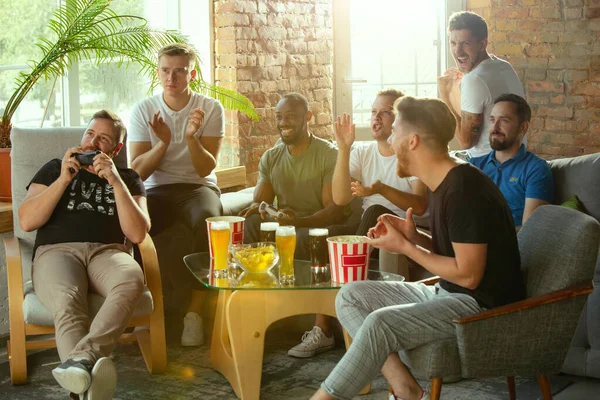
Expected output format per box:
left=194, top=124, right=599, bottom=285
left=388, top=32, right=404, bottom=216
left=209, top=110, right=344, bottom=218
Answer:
left=470, top=94, right=554, bottom=228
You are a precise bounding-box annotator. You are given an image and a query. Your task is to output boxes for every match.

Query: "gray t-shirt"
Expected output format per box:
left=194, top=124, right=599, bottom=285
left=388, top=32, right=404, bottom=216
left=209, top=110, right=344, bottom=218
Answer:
left=258, top=135, right=337, bottom=216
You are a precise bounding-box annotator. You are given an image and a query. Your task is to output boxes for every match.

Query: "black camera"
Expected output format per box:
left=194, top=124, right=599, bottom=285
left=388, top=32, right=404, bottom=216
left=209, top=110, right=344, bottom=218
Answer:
left=72, top=150, right=100, bottom=166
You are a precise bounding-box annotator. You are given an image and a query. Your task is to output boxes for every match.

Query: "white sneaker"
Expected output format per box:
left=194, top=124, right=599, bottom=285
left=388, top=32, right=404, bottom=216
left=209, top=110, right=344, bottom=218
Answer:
left=388, top=389, right=430, bottom=400
left=84, top=357, right=117, bottom=400
left=287, top=326, right=335, bottom=358
left=181, top=312, right=204, bottom=346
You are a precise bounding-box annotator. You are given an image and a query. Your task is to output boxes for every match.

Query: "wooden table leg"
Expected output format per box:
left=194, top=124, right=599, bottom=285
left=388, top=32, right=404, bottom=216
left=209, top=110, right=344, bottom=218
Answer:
left=209, top=290, right=243, bottom=398
left=224, top=290, right=339, bottom=400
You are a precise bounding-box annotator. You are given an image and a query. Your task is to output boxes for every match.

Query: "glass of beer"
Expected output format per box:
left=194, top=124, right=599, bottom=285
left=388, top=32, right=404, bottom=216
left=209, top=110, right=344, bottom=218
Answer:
left=260, top=222, right=279, bottom=242
left=276, top=226, right=296, bottom=285
left=308, top=228, right=329, bottom=269
left=210, top=221, right=231, bottom=278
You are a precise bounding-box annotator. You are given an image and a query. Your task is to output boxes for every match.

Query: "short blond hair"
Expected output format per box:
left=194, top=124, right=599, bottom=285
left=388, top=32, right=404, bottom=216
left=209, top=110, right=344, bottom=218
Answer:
left=394, top=96, right=456, bottom=153
left=158, top=43, right=197, bottom=68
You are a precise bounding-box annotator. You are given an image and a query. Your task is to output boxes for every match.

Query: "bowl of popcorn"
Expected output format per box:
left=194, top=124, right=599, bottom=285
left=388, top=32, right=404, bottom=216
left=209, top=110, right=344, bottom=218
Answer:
left=231, top=242, right=279, bottom=273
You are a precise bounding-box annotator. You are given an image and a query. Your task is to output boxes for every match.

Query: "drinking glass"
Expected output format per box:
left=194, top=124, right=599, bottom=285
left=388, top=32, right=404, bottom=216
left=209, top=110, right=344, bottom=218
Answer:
left=276, top=226, right=296, bottom=284
left=210, top=221, right=231, bottom=278
left=260, top=222, right=279, bottom=242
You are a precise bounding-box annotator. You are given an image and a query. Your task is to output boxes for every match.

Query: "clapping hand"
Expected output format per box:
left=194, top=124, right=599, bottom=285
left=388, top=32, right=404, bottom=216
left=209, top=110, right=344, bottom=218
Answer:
left=185, top=107, right=205, bottom=138
left=149, top=110, right=172, bottom=144
left=364, top=209, right=418, bottom=254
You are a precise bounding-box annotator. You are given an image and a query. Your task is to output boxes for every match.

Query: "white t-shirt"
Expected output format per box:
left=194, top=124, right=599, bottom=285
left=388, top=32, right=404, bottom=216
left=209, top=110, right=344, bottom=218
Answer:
left=349, top=142, right=418, bottom=219
left=461, top=55, right=525, bottom=158
left=128, top=92, right=224, bottom=189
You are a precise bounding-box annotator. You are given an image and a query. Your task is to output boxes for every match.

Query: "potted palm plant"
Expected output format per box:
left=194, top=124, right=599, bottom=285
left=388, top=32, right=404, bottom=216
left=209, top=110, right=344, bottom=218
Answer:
left=0, top=0, right=258, bottom=201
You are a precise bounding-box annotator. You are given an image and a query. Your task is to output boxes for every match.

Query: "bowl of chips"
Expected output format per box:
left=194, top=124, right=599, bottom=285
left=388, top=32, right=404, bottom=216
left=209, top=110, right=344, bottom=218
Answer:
left=231, top=242, right=279, bottom=273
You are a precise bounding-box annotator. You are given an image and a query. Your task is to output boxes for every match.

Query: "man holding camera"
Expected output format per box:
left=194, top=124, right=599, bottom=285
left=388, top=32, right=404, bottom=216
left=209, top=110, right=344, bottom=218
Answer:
left=19, top=110, right=150, bottom=399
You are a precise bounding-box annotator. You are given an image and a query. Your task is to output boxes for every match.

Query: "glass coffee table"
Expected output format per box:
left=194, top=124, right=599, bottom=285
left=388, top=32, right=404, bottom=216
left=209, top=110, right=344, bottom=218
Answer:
left=184, top=252, right=405, bottom=400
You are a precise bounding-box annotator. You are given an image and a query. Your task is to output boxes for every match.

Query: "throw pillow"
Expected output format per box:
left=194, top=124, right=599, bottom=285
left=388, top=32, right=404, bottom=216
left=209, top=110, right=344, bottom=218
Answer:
left=561, top=194, right=585, bottom=212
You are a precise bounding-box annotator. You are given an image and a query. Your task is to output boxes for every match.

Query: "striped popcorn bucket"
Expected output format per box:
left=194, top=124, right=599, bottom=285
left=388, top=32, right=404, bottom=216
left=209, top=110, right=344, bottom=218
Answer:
left=206, top=216, right=245, bottom=257
left=327, top=235, right=370, bottom=283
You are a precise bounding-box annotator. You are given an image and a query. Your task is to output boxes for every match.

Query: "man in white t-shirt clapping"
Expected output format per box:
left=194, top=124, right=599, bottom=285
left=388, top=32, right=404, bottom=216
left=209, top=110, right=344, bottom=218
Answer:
left=128, top=43, right=225, bottom=346
left=332, top=89, right=428, bottom=243
left=438, top=11, right=525, bottom=159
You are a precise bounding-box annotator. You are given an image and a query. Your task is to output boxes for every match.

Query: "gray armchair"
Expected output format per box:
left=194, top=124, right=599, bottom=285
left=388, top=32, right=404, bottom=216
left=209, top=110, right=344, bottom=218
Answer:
left=549, top=153, right=600, bottom=378
left=401, top=205, right=600, bottom=400
left=4, top=127, right=166, bottom=384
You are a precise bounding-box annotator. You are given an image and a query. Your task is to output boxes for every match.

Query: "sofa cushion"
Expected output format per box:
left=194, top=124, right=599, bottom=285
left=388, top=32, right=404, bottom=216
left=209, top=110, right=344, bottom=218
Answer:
left=221, top=187, right=254, bottom=216
left=549, top=153, right=600, bottom=221
left=22, top=281, right=154, bottom=326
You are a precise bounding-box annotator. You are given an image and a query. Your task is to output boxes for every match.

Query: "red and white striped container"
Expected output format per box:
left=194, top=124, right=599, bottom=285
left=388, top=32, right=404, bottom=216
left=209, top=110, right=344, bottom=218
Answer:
left=206, top=216, right=245, bottom=257
left=327, top=235, right=370, bottom=283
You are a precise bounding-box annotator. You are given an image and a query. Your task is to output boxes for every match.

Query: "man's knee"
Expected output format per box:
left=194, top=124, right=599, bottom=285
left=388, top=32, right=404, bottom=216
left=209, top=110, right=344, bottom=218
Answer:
left=335, top=282, right=366, bottom=315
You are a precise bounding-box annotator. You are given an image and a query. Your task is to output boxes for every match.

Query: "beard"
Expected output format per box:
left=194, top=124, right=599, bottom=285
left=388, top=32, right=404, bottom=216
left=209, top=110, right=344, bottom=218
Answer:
left=489, top=131, right=516, bottom=151
left=395, top=140, right=411, bottom=178
left=279, top=125, right=305, bottom=145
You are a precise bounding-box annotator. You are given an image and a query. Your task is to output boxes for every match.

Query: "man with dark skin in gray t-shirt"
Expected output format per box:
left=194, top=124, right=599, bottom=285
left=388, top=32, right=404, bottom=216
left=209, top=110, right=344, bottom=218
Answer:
left=239, top=93, right=345, bottom=359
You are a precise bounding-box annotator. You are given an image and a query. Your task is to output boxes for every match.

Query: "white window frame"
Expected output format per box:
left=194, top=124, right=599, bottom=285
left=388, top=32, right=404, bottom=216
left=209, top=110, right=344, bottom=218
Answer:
left=0, top=0, right=214, bottom=128
left=333, top=0, right=465, bottom=140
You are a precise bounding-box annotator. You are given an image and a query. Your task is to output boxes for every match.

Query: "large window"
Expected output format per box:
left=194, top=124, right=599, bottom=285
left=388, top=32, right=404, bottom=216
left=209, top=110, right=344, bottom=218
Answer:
left=334, top=0, right=463, bottom=140
left=0, top=0, right=213, bottom=129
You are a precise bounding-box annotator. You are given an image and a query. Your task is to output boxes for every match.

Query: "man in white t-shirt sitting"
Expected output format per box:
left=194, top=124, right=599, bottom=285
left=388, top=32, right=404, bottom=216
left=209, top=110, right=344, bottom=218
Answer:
left=128, top=43, right=225, bottom=346
left=332, top=89, right=428, bottom=244
left=437, top=11, right=525, bottom=159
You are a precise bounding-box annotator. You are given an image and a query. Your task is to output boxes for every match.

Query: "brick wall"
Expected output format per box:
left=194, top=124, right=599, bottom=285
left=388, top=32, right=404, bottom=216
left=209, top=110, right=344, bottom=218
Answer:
left=214, top=0, right=334, bottom=184
left=467, top=0, right=600, bottom=158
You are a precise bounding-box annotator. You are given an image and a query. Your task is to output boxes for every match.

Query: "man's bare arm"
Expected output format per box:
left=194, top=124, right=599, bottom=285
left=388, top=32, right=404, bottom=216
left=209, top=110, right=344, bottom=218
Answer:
left=405, top=241, right=487, bottom=290
left=332, top=146, right=354, bottom=206
left=187, top=136, right=222, bottom=178
left=130, top=141, right=169, bottom=181
left=455, top=110, right=484, bottom=150
left=372, top=179, right=428, bottom=216
left=521, top=198, right=549, bottom=227
left=238, top=181, right=276, bottom=217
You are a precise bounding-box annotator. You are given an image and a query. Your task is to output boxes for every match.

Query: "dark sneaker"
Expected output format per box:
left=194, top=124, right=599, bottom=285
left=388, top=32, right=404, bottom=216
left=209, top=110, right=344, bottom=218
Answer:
left=84, top=357, right=117, bottom=400
left=52, top=358, right=93, bottom=394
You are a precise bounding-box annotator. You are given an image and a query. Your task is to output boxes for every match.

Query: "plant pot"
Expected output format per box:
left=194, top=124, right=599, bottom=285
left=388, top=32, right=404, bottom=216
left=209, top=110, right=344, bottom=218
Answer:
left=0, top=148, right=11, bottom=202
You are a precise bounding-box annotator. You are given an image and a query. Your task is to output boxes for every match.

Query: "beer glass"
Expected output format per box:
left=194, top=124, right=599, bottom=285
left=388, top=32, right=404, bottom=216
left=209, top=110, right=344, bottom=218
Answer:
left=276, top=226, right=296, bottom=284
left=260, top=222, right=279, bottom=242
left=308, top=228, right=329, bottom=268
left=210, top=221, right=231, bottom=278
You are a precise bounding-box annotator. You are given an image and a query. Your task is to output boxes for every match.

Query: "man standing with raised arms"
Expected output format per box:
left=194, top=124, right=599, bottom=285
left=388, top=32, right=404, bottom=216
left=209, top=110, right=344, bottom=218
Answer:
left=128, top=43, right=224, bottom=346
left=438, top=11, right=525, bottom=159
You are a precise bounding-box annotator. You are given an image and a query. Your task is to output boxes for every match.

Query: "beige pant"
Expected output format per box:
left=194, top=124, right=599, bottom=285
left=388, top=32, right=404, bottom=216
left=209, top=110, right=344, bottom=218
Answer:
left=33, top=242, right=144, bottom=363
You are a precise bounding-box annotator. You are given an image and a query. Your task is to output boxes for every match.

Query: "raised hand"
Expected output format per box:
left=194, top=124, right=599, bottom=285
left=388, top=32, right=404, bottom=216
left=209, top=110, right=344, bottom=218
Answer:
left=437, top=68, right=463, bottom=113
left=149, top=110, right=172, bottom=144
left=185, top=107, right=205, bottom=138
left=334, top=113, right=355, bottom=150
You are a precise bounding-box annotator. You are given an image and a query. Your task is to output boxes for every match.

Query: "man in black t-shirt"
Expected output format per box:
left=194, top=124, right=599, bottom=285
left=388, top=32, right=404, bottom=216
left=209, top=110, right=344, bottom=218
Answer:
left=311, top=97, right=524, bottom=400
left=19, top=110, right=150, bottom=400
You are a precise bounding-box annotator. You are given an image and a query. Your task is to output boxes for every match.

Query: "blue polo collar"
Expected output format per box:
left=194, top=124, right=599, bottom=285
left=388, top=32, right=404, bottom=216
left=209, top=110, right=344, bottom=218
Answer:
left=488, top=144, right=527, bottom=166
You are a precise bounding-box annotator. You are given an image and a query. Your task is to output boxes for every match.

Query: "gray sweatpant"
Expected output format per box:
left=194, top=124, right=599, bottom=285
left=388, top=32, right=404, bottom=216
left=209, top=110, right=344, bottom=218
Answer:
left=321, top=281, right=482, bottom=399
